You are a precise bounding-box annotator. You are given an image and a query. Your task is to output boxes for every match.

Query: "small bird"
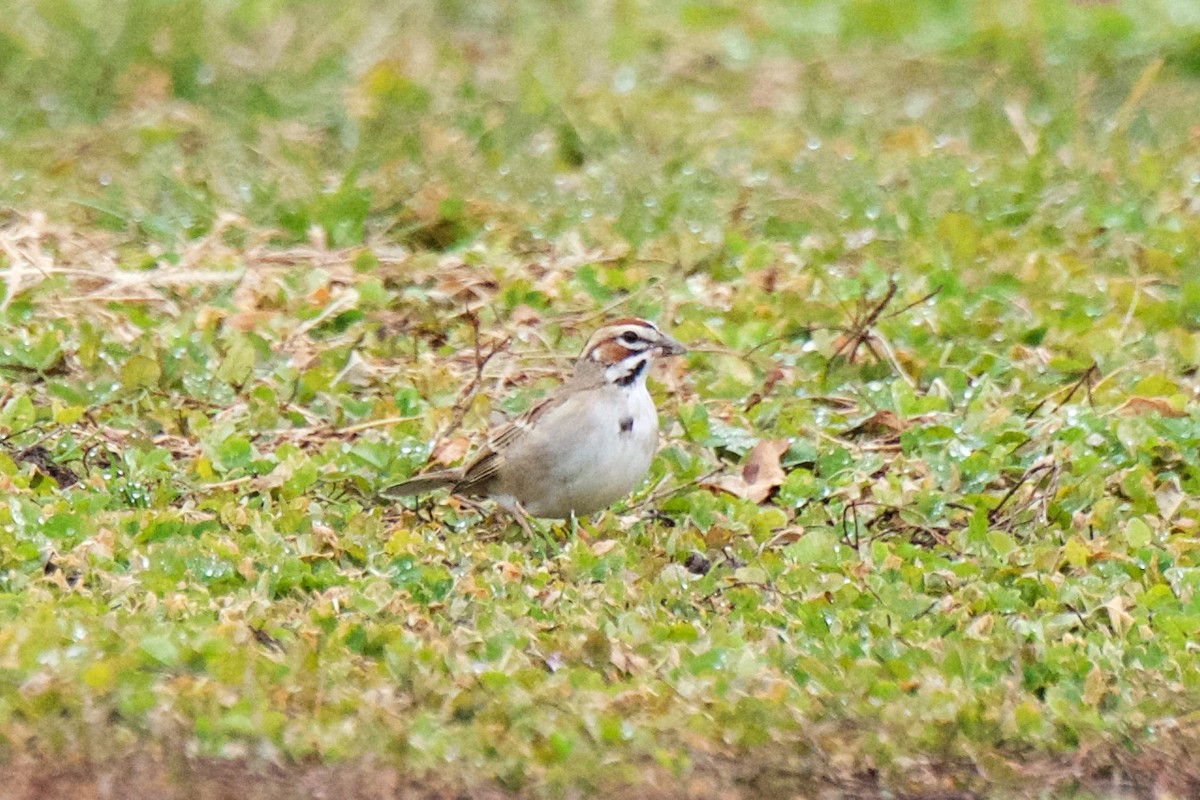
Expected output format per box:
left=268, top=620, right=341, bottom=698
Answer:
left=387, top=318, right=686, bottom=526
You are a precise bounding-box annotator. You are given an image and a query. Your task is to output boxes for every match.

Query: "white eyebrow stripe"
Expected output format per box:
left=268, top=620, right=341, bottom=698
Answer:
left=581, top=318, right=661, bottom=358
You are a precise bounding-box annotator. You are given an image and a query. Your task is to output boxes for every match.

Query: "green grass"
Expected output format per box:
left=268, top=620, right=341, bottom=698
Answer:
left=3, top=0, right=1200, bottom=797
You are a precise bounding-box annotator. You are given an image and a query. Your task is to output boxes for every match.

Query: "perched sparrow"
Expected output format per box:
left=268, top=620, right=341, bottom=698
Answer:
left=387, top=318, right=686, bottom=524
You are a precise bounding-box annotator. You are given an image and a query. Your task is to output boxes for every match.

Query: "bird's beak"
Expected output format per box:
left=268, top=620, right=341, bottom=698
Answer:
left=658, top=334, right=687, bottom=357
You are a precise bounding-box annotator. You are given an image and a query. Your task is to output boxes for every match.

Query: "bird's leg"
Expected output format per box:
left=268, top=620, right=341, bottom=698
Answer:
left=495, top=496, right=536, bottom=539
left=514, top=507, right=535, bottom=540
left=458, top=496, right=490, bottom=517
left=449, top=497, right=503, bottom=540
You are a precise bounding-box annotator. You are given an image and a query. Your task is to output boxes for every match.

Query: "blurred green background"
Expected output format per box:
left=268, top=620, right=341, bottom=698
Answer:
left=3, top=0, right=1199, bottom=248
left=4, top=2, right=1200, bottom=798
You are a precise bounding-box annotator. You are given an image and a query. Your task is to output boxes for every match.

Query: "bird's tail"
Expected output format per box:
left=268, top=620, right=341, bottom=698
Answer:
left=382, top=470, right=460, bottom=498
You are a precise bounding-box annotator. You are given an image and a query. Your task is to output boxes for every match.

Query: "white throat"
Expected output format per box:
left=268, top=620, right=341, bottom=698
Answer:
left=606, top=353, right=651, bottom=389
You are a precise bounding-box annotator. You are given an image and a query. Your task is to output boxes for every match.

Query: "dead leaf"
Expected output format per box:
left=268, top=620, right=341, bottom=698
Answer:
left=703, top=527, right=735, bottom=548
left=510, top=304, right=541, bottom=327
left=238, top=557, right=257, bottom=582
left=431, top=261, right=499, bottom=309
left=744, top=366, right=788, bottom=412
left=1116, top=396, right=1187, bottom=418
left=1156, top=478, right=1184, bottom=523
left=430, top=436, right=471, bottom=465
left=494, top=561, right=521, bottom=581
left=742, top=439, right=788, bottom=492
left=609, top=645, right=649, bottom=676
left=842, top=410, right=912, bottom=439
left=590, top=539, right=617, bottom=557
left=313, top=523, right=338, bottom=546
left=764, top=527, right=805, bottom=547
left=307, top=284, right=331, bottom=305
left=701, top=439, right=788, bottom=504
left=1105, top=595, right=1134, bottom=636
left=1082, top=665, right=1108, bottom=706
left=227, top=310, right=273, bottom=332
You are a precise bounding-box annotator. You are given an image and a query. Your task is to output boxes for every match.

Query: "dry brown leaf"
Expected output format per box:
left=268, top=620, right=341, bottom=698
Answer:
left=1157, top=479, right=1185, bottom=523
left=745, top=366, right=788, bottom=411
left=431, top=262, right=499, bottom=309
left=1105, top=595, right=1134, bottom=636
left=764, top=527, right=805, bottom=547
left=590, top=539, right=618, bottom=557
left=494, top=561, right=522, bottom=581
left=843, top=410, right=912, bottom=438
left=312, top=523, right=341, bottom=555
left=700, top=474, right=743, bottom=500
left=307, top=284, right=332, bottom=305
left=430, top=436, right=471, bottom=465
left=510, top=304, right=542, bottom=327
left=701, top=439, right=788, bottom=504
left=609, top=645, right=649, bottom=676
left=742, top=439, right=788, bottom=492
left=227, top=310, right=274, bottom=332
left=702, top=527, right=735, bottom=548
left=1116, top=396, right=1187, bottom=418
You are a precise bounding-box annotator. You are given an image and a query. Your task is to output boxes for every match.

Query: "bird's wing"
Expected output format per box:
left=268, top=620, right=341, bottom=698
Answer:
left=382, top=469, right=459, bottom=497
left=453, top=392, right=563, bottom=495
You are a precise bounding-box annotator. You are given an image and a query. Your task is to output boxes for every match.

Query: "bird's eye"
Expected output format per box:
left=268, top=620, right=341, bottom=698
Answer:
left=620, top=331, right=640, bottom=344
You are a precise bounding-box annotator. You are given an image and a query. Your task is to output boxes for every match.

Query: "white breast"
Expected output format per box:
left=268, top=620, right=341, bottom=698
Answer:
left=496, top=383, right=659, bottom=518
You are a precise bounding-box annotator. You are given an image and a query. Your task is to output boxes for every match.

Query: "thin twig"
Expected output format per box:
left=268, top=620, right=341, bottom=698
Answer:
left=988, top=461, right=1055, bottom=525
left=877, top=285, right=942, bottom=322
left=830, top=277, right=898, bottom=365
left=1024, top=363, right=1100, bottom=419
left=436, top=311, right=511, bottom=443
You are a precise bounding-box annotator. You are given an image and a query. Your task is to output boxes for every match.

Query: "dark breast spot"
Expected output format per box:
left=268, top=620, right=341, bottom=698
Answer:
left=619, top=416, right=634, bottom=434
